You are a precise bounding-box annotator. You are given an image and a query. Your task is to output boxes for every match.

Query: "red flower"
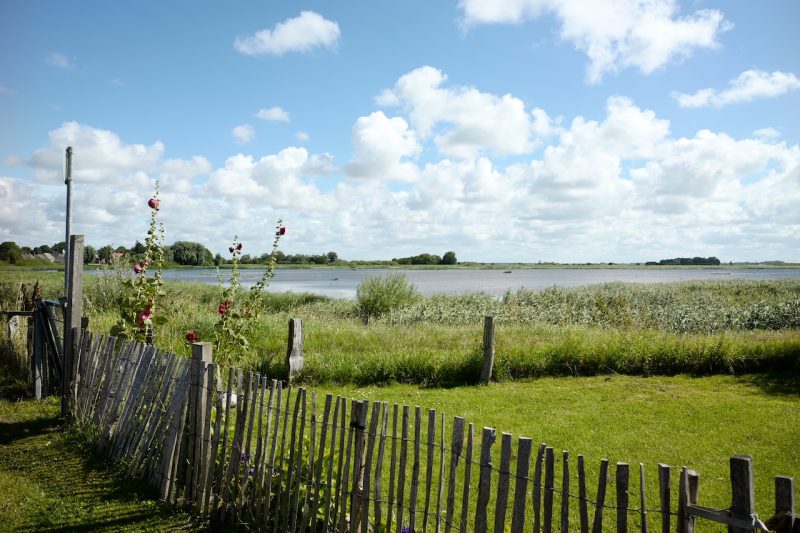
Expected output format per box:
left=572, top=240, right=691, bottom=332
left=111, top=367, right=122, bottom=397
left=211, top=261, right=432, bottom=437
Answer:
left=218, top=300, right=231, bottom=315
left=229, top=246, right=234, bottom=253
left=237, top=243, right=243, bottom=251
left=277, top=227, right=286, bottom=236
left=140, top=308, right=152, bottom=323
left=148, top=198, right=160, bottom=210
left=134, top=263, right=143, bottom=274
left=185, top=330, right=197, bottom=343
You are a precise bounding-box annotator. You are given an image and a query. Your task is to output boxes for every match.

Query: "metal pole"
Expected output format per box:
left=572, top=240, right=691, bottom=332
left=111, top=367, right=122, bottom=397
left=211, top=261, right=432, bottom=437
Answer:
left=64, top=147, right=72, bottom=295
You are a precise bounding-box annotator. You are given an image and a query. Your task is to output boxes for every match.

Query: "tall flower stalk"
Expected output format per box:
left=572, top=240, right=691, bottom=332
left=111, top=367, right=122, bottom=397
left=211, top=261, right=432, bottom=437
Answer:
left=211, top=220, right=285, bottom=364
left=111, top=182, right=166, bottom=343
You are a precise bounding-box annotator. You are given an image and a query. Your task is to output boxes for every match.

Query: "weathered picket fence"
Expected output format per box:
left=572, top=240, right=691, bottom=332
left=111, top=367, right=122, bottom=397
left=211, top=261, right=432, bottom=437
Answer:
left=69, top=328, right=798, bottom=532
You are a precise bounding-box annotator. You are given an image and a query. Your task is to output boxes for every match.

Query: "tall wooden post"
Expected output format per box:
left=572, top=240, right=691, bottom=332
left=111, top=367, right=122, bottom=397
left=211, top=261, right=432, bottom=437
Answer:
left=62, top=234, right=84, bottom=420
left=729, top=455, right=756, bottom=533
left=188, top=342, right=213, bottom=504
left=286, top=318, right=303, bottom=383
left=480, top=316, right=495, bottom=384
left=32, top=306, right=45, bottom=399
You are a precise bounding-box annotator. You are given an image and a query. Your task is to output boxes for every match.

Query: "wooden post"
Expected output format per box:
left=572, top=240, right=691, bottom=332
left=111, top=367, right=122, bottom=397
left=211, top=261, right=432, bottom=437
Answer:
left=480, top=316, right=495, bottom=384
left=286, top=318, right=303, bottom=383
left=63, top=234, right=84, bottom=420
left=189, top=342, right=212, bottom=504
left=33, top=306, right=45, bottom=399
left=729, top=455, right=756, bottom=533
left=677, top=468, right=698, bottom=533
left=772, top=476, right=795, bottom=533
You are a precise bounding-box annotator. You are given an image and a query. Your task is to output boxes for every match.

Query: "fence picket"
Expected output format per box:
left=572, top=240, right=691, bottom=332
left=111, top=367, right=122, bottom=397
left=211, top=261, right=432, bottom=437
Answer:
left=323, top=395, right=342, bottom=533
left=445, top=417, right=465, bottom=533
left=658, top=464, right=671, bottom=533
left=533, top=443, right=545, bottom=533
left=494, top=432, right=513, bottom=532
left=560, top=451, right=570, bottom=533
left=543, top=446, right=554, bottom=533
left=617, top=462, right=629, bottom=533
left=424, top=409, right=437, bottom=533
left=578, top=455, right=589, bottom=533
left=397, top=405, right=410, bottom=533
left=591, top=459, right=609, bottom=533
left=409, top=406, right=422, bottom=533
left=373, top=402, right=389, bottom=530
left=361, top=401, right=381, bottom=533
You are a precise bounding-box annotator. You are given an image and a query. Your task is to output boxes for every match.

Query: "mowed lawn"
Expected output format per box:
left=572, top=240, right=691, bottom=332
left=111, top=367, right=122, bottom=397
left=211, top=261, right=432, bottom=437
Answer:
left=315, top=373, right=799, bottom=517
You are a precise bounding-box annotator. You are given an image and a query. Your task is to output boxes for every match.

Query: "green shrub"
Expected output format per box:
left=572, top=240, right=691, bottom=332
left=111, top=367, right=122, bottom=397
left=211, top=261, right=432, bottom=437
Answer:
left=356, top=273, right=419, bottom=323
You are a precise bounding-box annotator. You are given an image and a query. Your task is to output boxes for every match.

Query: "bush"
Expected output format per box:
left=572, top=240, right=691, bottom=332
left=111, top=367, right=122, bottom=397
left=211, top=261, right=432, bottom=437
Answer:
left=356, top=273, right=419, bottom=323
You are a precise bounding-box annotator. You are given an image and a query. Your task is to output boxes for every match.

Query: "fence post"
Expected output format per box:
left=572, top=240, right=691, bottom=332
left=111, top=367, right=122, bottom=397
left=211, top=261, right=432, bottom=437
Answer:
left=62, top=234, right=84, bottom=420
left=480, top=316, right=495, bottom=384
left=729, top=455, right=756, bottom=533
left=677, top=468, right=698, bottom=533
left=188, top=342, right=213, bottom=504
left=286, top=318, right=303, bottom=383
left=771, top=476, right=795, bottom=533
left=33, top=306, right=45, bottom=399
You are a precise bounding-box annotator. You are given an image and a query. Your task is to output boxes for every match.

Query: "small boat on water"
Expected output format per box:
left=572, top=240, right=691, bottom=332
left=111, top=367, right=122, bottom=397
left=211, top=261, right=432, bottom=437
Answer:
left=503, top=270, right=512, bottom=274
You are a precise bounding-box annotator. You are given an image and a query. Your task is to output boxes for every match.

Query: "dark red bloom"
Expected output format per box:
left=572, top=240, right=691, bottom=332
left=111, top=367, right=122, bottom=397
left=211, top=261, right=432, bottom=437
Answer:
left=237, top=243, right=243, bottom=251
left=185, top=330, right=197, bottom=343
left=148, top=198, right=160, bottom=210
left=277, top=227, right=286, bottom=236
left=218, top=300, right=232, bottom=315
left=229, top=246, right=234, bottom=253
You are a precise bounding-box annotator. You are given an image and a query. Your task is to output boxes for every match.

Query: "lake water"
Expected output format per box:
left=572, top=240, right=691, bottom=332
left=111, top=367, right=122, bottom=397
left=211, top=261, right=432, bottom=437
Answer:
left=149, top=267, right=800, bottom=299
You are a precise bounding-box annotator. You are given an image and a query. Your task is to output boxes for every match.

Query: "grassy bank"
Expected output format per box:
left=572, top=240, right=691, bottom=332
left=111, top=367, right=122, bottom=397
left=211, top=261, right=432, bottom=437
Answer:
left=1, top=271, right=799, bottom=385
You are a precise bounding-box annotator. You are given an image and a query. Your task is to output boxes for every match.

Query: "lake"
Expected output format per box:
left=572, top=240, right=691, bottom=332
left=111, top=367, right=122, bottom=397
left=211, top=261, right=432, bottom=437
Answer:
left=150, top=267, right=800, bottom=299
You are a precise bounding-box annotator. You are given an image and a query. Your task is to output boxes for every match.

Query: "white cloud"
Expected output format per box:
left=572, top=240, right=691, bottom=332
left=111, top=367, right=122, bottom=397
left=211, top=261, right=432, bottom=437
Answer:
left=255, top=106, right=290, bottom=122
left=232, top=124, right=255, bottom=144
left=673, top=69, right=800, bottom=108
left=0, top=84, right=15, bottom=95
left=753, top=127, right=781, bottom=140
left=458, top=0, right=730, bottom=82
left=46, top=52, right=75, bottom=69
left=234, top=11, right=340, bottom=57
left=295, top=131, right=310, bottom=142
left=379, top=66, right=534, bottom=158
left=344, top=111, right=421, bottom=182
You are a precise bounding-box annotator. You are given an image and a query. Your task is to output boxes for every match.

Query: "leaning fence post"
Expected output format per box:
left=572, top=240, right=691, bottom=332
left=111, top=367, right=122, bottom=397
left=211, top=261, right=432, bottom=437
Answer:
left=62, top=234, right=84, bottom=420
left=286, top=318, right=303, bottom=383
left=480, top=316, right=495, bottom=384
left=33, top=306, right=45, bottom=399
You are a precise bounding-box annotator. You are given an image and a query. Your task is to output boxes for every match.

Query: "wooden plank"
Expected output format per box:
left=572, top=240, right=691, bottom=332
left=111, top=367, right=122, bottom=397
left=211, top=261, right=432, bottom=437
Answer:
left=270, top=383, right=293, bottom=527
left=397, top=405, right=410, bottom=533
left=203, top=364, right=225, bottom=517
left=577, top=455, right=589, bottom=533
left=494, top=432, right=512, bottom=532
left=323, top=395, right=342, bottom=533
left=251, top=376, right=268, bottom=524
left=658, top=464, right=670, bottom=533
left=460, top=423, right=474, bottom=533
left=533, top=443, right=546, bottom=533
left=337, top=399, right=356, bottom=533
left=286, top=318, right=304, bottom=383
left=774, top=475, right=796, bottom=533
left=445, top=417, right=465, bottom=533
left=281, top=387, right=304, bottom=531
left=560, top=451, right=570, bottom=533
left=591, top=459, right=609, bottom=533
left=310, top=393, right=332, bottom=531
left=543, top=447, right=555, bottom=533
left=348, top=398, right=370, bottom=533
left=639, top=463, right=648, bottom=533
left=729, top=455, right=756, bottom=533
left=212, top=368, right=235, bottom=518
left=474, top=427, right=496, bottom=533
left=63, top=234, right=84, bottom=420
left=373, top=402, right=389, bottom=530
left=616, top=462, right=629, bottom=533
left=360, top=401, right=381, bottom=533
left=301, top=391, right=318, bottom=532
left=290, top=389, right=308, bottom=532
left=436, top=413, right=445, bottom=533
left=510, top=437, right=532, bottom=533
left=221, top=369, right=249, bottom=524
left=409, top=406, right=422, bottom=533
left=424, top=409, right=437, bottom=533
left=677, top=468, right=698, bottom=533
left=263, top=381, right=284, bottom=528
left=387, top=404, right=399, bottom=533
left=158, top=370, right=191, bottom=502
left=332, top=397, right=348, bottom=532
left=197, top=362, right=215, bottom=514
left=240, top=374, right=263, bottom=523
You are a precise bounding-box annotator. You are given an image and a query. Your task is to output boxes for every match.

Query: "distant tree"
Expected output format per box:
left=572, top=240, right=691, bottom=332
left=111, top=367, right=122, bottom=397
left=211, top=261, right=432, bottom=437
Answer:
left=115, top=245, right=127, bottom=254
left=21, top=246, right=33, bottom=255
left=132, top=240, right=146, bottom=255
left=51, top=242, right=66, bottom=254
left=171, top=241, right=213, bottom=266
left=441, top=251, right=457, bottom=265
left=33, top=244, right=51, bottom=254
left=327, top=251, right=338, bottom=264
left=0, top=241, right=21, bottom=264
left=214, top=253, right=223, bottom=266
left=83, top=245, right=97, bottom=264
left=98, top=245, right=114, bottom=263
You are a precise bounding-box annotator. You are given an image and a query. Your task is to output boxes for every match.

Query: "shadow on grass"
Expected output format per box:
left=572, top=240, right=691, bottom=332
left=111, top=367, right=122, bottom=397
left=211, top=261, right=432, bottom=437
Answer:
left=0, top=416, right=60, bottom=445
left=735, top=371, right=800, bottom=397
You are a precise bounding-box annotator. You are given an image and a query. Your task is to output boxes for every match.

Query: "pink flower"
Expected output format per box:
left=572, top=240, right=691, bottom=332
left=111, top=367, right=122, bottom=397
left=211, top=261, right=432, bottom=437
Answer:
left=185, top=330, right=197, bottom=343
left=277, top=227, right=286, bottom=236
left=134, top=263, right=143, bottom=274
left=140, top=308, right=152, bottom=322
left=218, top=300, right=231, bottom=315
left=148, top=198, right=160, bottom=210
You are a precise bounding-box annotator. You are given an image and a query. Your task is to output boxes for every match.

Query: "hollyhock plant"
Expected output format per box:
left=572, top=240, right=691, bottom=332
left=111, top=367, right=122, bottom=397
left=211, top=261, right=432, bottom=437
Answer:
left=212, top=220, right=284, bottom=364
left=185, top=330, right=197, bottom=343
left=111, top=181, right=166, bottom=344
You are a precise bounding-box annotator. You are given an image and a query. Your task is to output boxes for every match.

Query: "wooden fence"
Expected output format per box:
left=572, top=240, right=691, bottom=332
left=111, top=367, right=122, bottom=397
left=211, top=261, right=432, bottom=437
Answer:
left=68, top=328, right=798, bottom=532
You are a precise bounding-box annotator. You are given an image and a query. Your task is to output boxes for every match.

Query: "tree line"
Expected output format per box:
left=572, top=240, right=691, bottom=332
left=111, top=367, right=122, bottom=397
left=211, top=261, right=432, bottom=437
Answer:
left=646, top=256, right=721, bottom=266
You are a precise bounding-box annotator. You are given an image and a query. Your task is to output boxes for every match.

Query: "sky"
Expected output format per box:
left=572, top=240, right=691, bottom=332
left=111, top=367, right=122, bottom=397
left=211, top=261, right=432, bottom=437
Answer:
left=1, top=0, right=799, bottom=263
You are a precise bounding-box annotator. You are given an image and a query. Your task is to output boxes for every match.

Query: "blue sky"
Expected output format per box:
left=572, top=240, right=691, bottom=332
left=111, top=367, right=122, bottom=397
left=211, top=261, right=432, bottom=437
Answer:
left=2, top=0, right=799, bottom=262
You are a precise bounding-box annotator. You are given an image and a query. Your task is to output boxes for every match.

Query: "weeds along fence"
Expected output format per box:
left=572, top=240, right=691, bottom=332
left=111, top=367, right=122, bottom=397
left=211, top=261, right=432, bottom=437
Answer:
left=70, top=329, right=798, bottom=532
